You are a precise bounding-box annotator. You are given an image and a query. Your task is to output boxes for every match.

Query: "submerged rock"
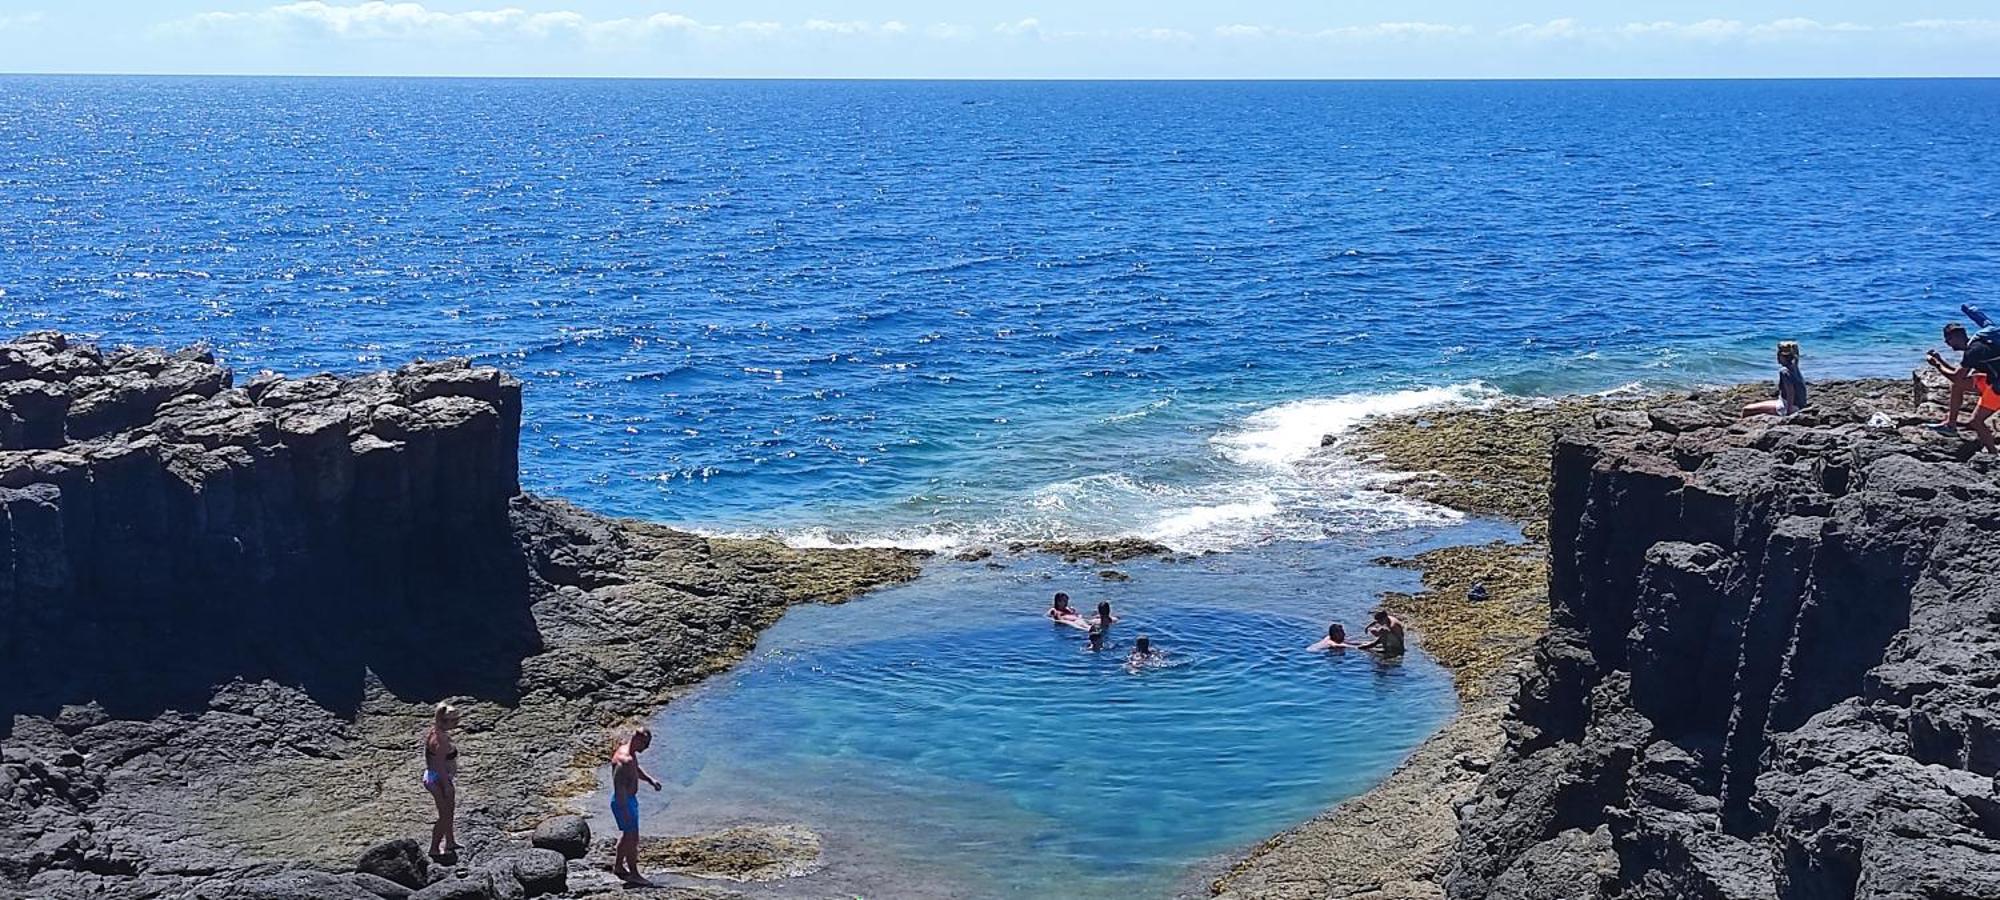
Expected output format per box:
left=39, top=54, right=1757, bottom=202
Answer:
left=635, top=824, right=824, bottom=882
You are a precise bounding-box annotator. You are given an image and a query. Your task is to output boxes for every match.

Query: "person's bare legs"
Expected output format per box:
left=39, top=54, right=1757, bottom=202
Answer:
left=426, top=779, right=451, bottom=857
left=1942, top=371, right=1971, bottom=426
left=441, top=782, right=458, bottom=853
left=1970, top=405, right=1996, bottom=452
left=616, top=831, right=646, bottom=883
left=1742, top=399, right=1782, bottom=417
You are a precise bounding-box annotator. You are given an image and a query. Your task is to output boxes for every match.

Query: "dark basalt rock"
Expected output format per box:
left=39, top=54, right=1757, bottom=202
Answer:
left=356, top=838, right=430, bottom=890
left=1444, top=394, right=2000, bottom=899
left=0, top=333, right=536, bottom=724
left=528, top=816, right=590, bottom=861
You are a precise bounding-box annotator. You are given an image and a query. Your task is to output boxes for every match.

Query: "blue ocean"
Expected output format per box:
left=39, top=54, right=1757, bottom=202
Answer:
left=4, top=77, right=1996, bottom=896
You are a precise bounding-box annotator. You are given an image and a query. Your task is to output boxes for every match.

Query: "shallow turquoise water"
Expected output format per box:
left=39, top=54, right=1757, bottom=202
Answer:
left=603, top=526, right=1481, bottom=898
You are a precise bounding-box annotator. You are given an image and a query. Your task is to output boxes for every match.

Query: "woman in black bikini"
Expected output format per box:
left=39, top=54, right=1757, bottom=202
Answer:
left=423, top=702, right=461, bottom=859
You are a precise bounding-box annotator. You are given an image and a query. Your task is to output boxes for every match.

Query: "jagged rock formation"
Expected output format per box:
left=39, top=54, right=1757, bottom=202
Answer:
left=1, top=330, right=536, bottom=722
left=0, top=333, right=923, bottom=899
left=1446, top=391, right=2000, bottom=899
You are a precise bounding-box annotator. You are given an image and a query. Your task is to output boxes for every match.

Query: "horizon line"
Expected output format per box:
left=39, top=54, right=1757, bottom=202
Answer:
left=5, top=72, right=1999, bottom=82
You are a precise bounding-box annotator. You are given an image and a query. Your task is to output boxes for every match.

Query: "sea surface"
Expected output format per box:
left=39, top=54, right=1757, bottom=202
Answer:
left=4, top=77, right=1997, bottom=896
left=5, top=77, right=1996, bottom=551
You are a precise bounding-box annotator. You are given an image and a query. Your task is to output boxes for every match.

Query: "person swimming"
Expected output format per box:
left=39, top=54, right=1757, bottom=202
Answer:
left=1127, top=634, right=1158, bottom=664
left=1309, top=623, right=1352, bottom=651
left=1091, top=601, right=1119, bottom=628
left=1355, top=610, right=1406, bottom=656
left=1047, top=592, right=1089, bottom=629
left=1086, top=623, right=1107, bottom=652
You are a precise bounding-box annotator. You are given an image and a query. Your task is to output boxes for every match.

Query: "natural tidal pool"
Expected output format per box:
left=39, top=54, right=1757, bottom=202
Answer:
left=598, top=526, right=1490, bottom=898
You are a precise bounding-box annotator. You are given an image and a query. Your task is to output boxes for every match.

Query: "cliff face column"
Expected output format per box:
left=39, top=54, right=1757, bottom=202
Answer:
left=1447, top=401, right=2000, bottom=900
left=0, top=332, right=539, bottom=723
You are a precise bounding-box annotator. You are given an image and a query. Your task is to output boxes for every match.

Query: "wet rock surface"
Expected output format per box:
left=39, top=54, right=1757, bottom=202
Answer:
left=0, top=334, right=923, bottom=899
left=632, top=825, right=824, bottom=883
left=1446, top=382, right=2000, bottom=899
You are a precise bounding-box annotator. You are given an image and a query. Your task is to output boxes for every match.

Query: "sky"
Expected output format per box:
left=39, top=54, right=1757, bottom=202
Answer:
left=1, top=2, right=1998, bottom=78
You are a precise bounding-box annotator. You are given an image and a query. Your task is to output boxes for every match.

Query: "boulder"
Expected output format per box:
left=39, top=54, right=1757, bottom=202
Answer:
left=409, top=872, right=502, bottom=900
left=530, top=816, right=590, bottom=860
left=356, top=838, right=430, bottom=889
left=350, top=871, right=416, bottom=899
left=483, top=848, right=566, bottom=897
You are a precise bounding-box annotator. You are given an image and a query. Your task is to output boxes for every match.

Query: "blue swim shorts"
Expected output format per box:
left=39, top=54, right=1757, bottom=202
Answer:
left=611, top=794, right=639, bottom=835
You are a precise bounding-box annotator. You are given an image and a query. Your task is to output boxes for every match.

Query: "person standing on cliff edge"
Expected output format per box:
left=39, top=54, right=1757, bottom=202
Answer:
left=610, top=726, right=663, bottom=884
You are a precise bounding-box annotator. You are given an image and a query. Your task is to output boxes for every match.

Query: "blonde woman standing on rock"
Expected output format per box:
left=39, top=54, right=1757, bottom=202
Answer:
left=423, top=702, right=462, bottom=859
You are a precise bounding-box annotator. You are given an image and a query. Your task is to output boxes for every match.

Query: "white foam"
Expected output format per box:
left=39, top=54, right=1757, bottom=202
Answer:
left=728, top=382, right=1504, bottom=557
left=1213, top=383, right=1499, bottom=468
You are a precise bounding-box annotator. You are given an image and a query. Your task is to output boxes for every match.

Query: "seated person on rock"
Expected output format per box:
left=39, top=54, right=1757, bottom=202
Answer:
left=1309, top=623, right=1353, bottom=651
left=1926, top=323, right=2000, bottom=453
left=1354, top=610, right=1406, bottom=656
left=1742, top=341, right=1806, bottom=418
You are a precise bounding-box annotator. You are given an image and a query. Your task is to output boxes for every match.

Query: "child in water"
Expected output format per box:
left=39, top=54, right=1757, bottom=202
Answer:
left=1086, top=623, right=1107, bottom=652
left=1309, top=623, right=1352, bottom=651
left=1092, top=601, right=1119, bottom=628
left=1047, top=592, right=1089, bottom=629
left=1127, top=635, right=1159, bottom=663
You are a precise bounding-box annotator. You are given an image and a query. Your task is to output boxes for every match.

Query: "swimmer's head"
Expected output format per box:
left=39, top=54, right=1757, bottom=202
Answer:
left=1053, top=592, right=1070, bottom=610
left=1135, top=635, right=1151, bottom=655
left=1088, top=626, right=1105, bottom=649
left=1328, top=623, right=1346, bottom=643
left=630, top=725, right=653, bottom=751
left=1097, top=601, right=1112, bottom=619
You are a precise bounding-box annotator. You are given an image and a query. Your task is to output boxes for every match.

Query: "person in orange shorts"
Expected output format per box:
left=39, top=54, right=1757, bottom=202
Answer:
left=1925, top=323, right=1999, bottom=453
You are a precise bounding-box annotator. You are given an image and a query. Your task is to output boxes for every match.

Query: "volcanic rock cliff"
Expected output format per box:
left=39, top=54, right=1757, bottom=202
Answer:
left=0, top=332, right=922, bottom=899
left=1445, top=395, right=2000, bottom=899
left=1, top=330, right=535, bottom=722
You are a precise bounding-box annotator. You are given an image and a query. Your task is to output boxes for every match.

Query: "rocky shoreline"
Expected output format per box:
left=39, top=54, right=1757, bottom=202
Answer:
left=1, top=333, right=923, bottom=899
left=1218, top=375, right=2000, bottom=899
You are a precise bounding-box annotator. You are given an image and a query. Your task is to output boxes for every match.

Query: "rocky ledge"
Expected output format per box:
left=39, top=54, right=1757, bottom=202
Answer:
left=1447, top=384, right=2000, bottom=899
left=0, top=332, right=923, bottom=899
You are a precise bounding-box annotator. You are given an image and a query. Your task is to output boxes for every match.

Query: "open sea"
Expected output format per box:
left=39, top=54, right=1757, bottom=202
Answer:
left=4, top=77, right=1997, bottom=896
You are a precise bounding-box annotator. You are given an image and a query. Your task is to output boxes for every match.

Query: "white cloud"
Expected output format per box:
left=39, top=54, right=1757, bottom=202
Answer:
left=0, top=12, right=46, bottom=31
left=1129, top=27, right=1194, bottom=42
left=1214, top=24, right=1272, bottom=39
left=1500, top=18, right=1585, bottom=40
left=994, top=18, right=1040, bottom=37
left=1899, top=19, right=2000, bottom=37
left=169, top=3, right=905, bottom=43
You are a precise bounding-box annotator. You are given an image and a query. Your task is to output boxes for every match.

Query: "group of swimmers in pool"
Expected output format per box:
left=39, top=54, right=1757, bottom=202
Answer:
left=1045, top=591, right=1161, bottom=664
left=422, top=704, right=662, bottom=884
left=1043, top=591, right=1407, bottom=660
